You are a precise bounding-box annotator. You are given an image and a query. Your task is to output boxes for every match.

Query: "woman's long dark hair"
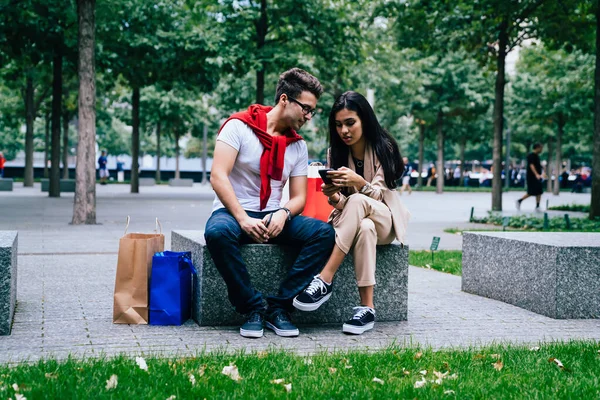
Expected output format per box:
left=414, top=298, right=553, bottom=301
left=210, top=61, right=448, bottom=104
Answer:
left=328, top=91, right=404, bottom=189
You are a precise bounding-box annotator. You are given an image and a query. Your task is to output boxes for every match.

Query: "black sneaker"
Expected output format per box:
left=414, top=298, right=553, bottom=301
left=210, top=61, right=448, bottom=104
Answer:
left=265, top=309, right=299, bottom=337
left=240, top=310, right=264, bottom=338
left=342, top=306, right=375, bottom=335
left=293, top=275, right=333, bottom=311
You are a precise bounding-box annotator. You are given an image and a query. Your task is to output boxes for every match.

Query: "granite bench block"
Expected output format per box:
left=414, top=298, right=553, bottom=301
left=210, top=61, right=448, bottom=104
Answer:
left=0, top=231, right=18, bottom=335
left=462, top=232, right=600, bottom=319
left=168, top=178, right=194, bottom=187
left=41, top=179, right=76, bottom=192
left=172, top=230, right=408, bottom=326
left=139, top=178, right=156, bottom=186
left=0, top=178, right=13, bottom=191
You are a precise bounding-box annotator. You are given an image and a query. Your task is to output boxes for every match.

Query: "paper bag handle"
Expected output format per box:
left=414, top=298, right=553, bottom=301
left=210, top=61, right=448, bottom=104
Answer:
left=123, top=216, right=162, bottom=235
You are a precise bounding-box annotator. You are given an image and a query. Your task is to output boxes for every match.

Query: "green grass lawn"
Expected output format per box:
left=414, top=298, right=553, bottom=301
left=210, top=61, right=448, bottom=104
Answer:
left=548, top=203, right=591, bottom=213
left=1, top=342, right=599, bottom=399
left=409, top=250, right=462, bottom=276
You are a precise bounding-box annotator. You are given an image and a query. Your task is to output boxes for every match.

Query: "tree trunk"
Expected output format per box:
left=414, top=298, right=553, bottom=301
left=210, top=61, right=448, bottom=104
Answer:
left=459, top=137, right=466, bottom=187
left=436, top=110, right=444, bottom=194
left=130, top=86, right=140, bottom=193
left=591, top=4, right=600, bottom=220
left=62, top=109, right=69, bottom=179
left=553, top=114, right=564, bottom=196
left=546, top=138, right=553, bottom=193
left=417, top=123, right=425, bottom=187
left=24, top=74, right=35, bottom=187
left=155, top=122, right=161, bottom=182
left=72, top=0, right=97, bottom=224
left=202, top=123, right=208, bottom=184
left=255, top=0, right=267, bottom=104
left=49, top=43, right=63, bottom=198
left=491, top=19, right=508, bottom=211
left=174, top=130, right=180, bottom=179
left=44, top=111, right=50, bottom=178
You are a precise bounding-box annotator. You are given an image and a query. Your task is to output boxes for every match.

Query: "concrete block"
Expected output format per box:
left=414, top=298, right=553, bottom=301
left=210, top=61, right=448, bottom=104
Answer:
left=168, top=178, right=194, bottom=187
left=0, top=231, right=17, bottom=335
left=41, top=179, right=75, bottom=192
left=139, top=178, right=156, bottom=186
left=462, top=232, right=600, bottom=319
left=0, top=179, right=13, bottom=191
left=172, top=230, right=408, bottom=326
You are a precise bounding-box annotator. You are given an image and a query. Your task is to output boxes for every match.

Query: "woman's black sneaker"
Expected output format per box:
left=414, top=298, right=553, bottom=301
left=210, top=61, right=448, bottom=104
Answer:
left=342, top=306, right=375, bottom=335
left=293, top=275, right=333, bottom=311
left=265, top=309, right=299, bottom=337
left=240, top=310, right=264, bottom=338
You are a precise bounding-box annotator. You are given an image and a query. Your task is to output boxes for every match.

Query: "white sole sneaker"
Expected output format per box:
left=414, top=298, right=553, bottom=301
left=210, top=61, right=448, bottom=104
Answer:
left=240, top=328, right=263, bottom=338
left=342, top=322, right=374, bottom=335
left=265, top=322, right=299, bottom=337
left=293, top=293, right=332, bottom=312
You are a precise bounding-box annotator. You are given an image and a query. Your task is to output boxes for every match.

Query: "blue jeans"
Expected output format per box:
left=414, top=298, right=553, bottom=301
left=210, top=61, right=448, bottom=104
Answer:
left=204, top=208, right=335, bottom=315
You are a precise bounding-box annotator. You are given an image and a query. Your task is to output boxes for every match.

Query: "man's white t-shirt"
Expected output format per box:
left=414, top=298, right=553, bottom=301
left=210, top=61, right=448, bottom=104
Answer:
left=212, top=119, right=308, bottom=212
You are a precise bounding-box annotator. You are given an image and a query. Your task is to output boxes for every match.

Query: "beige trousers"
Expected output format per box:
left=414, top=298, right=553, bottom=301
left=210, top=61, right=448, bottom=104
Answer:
left=333, top=194, right=395, bottom=287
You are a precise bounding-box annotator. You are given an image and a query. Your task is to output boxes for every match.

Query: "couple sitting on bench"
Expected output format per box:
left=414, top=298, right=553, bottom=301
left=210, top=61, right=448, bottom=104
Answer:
left=204, top=68, right=408, bottom=338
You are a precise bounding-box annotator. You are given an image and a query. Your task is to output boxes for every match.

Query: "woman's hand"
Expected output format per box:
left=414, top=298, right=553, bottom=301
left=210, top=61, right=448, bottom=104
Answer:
left=328, top=167, right=366, bottom=190
left=322, top=183, right=340, bottom=197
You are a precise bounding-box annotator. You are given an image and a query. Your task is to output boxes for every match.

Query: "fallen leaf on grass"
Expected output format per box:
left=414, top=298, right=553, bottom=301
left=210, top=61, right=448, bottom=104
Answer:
left=414, top=377, right=427, bottom=388
left=166, top=396, right=176, bottom=400
left=12, top=383, right=19, bottom=391
left=444, top=390, right=455, bottom=395
left=136, top=357, right=148, bottom=371
left=448, top=373, right=458, bottom=380
left=419, top=370, right=427, bottom=376
left=490, top=354, right=501, bottom=360
left=372, top=377, right=385, bottom=385
left=473, top=354, right=485, bottom=360
left=284, top=383, right=292, bottom=393
left=270, top=379, right=285, bottom=384
left=425, top=264, right=432, bottom=269
left=414, top=352, right=423, bottom=360
left=548, top=358, right=564, bottom=369
left=257, top=351, right=268, bottom=359
left=105, top=375, right=118, bottom=390
left=344, top=365, right=353, bottom=369
left=44, top=373, right=57, bottom=379
left=433, top=370, right=449, bottom=384
left=492, top=360, right=503, bottom=371
left=328, top=367, right=337, bottom=374
left=15, top=394, right=26, bottom=400
left=222, top=365, right=242, bottom=381
left=188, top=373, right=196, bottom=386
left=304, top=358, right=313, bottom=365
left=530, top=346, right=540, bottom=351
left=198, top=365, right=206, bottom=377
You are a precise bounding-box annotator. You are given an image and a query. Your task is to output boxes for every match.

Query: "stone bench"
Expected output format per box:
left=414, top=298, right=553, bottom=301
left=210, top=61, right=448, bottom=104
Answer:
left=172, top=230, right=408, bottom=326
left=0, top=178, right=13, bottom=191
left=168, top=178, right=194, bottom=187
left=0, top=231, right=17, bottom=335
left=139, top=178, right=156, bottom=186
left=41, top=178, right=75, bottom=192
left=462, top=232, right=600, bottom=319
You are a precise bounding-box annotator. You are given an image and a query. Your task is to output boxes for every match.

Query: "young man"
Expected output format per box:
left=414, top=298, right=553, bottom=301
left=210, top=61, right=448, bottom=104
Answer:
left=98, top=150, right=108, bottom=185
left=516, top=143, right=544, bottom=211
left=204, top=68, right=335, bottom=338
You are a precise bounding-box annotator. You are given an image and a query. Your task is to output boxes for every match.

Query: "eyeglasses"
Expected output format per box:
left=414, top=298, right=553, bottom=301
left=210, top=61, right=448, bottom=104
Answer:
left=288, top=96, right=317, bottom=117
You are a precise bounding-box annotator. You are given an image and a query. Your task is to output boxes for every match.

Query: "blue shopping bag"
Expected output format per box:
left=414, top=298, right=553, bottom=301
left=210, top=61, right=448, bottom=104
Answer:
left=149, top=251, right=196, bottom=325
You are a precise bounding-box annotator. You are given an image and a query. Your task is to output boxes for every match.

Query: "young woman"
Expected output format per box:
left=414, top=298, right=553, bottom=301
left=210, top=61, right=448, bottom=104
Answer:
left=293, top=91, right=409, bottom=334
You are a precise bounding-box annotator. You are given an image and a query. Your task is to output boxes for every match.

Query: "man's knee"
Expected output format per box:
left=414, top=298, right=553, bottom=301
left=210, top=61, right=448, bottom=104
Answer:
left=204, top=212, right=240, bottom=244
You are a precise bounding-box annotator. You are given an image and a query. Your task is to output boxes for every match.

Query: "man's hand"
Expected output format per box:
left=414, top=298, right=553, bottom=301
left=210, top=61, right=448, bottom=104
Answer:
left=262, top=209, right=287, bottom=239
left=240, top=216, right=270, bottom=243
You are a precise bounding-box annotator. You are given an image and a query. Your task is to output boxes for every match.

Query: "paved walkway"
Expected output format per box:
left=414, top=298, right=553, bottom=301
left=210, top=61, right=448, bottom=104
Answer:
left=0, top=183, right=597, bottom=363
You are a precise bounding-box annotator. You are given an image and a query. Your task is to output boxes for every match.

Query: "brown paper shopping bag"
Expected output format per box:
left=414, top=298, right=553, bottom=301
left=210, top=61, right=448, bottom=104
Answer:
left=113, top=217, right=165, bottom=324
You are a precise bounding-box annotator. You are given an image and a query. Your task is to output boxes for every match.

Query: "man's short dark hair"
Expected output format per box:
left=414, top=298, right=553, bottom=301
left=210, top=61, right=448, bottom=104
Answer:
left=533, top=143, right=543, bottom=150
left=274, top=68, right=323, bottom=104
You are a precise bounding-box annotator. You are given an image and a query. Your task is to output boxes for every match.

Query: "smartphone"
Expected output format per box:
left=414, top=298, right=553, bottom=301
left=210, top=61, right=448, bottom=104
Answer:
left=318, top=168, right=335, bottom=184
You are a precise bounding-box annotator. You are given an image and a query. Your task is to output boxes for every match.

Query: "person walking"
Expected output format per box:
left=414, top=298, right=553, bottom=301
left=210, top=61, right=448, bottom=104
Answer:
left=516, top=143, right=544, bottom=211
left=0, top=152, right=5, bottom=178
left=204, top=68, right=335, bottom=339
left=293, top=91, right=409, bottom=335
left=400, top=156, right=412, bottom=194
left=98, top=150, right=109, bottom=185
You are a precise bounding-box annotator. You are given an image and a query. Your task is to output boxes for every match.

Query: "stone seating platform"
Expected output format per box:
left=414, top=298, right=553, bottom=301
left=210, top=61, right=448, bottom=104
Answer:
left=41, top=178, right=75, bottom=192
left=139, top=178, right=156, bottom=186
left=0, top=231, right=17, bottom=335
left=462, top=232, right=600, bottom=319
left=168, top=178, right=194, bottom=187
left=0, top=179, right=13, bottom=191
left=172, top=230, right=409, bottom=326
